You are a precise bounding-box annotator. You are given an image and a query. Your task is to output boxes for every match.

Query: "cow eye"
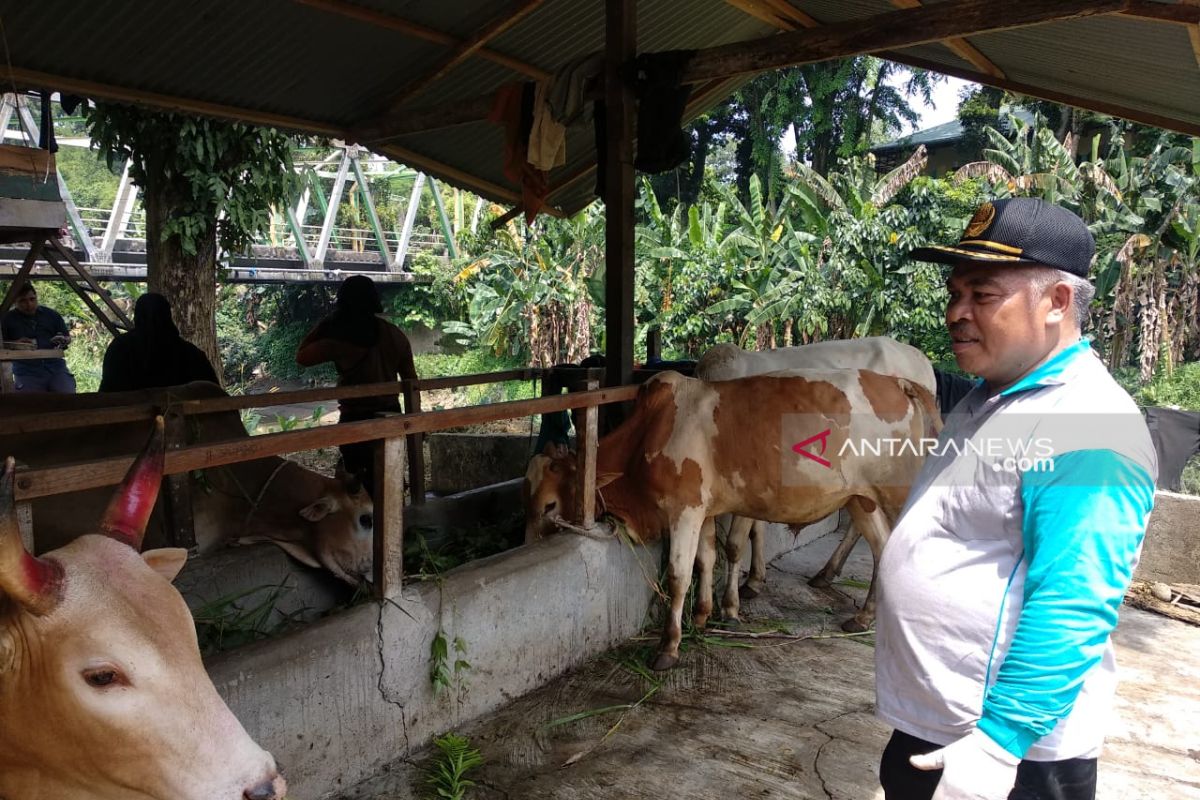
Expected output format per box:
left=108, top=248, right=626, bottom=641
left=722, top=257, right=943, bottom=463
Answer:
left=359, top=513, right=373, bottom=529
left=543, top=501, right=557, bottom=514
left=82, top=667, right=124, bottom=688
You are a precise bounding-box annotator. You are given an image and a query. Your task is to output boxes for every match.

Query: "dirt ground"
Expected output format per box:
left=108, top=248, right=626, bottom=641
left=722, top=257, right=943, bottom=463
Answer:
left=340, top=529, right=1200, bottom=800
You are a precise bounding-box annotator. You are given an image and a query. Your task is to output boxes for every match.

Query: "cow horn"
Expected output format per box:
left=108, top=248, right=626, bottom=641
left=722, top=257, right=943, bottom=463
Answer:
left=100, top=416, right=166, bottom=550
left=0, top=457, right=64, bottom=615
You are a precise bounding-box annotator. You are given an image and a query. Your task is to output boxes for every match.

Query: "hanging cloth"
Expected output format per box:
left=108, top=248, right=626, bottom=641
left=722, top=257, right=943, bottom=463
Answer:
left=488, top=82, right=549, bottom=223
left=528, top=81, right=566, bottom=171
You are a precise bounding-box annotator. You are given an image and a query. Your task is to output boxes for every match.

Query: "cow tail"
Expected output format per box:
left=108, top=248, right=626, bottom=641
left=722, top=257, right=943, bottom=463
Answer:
left=897, top=378, right=943, bottom=437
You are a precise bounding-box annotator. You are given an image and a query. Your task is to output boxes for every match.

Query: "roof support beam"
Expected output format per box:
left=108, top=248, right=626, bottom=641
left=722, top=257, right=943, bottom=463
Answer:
left=1119, top=1, right=1200, bottom=25
left=886, top=50, right=1200, bottom=138
left=886, top=0, right=1006, bottom=79
left=380, top=0, right=549, bottom=111
left=683, top=0, right=1129, bottom=84
left=4, top=66, right=346, bottom=138
left=289, top=0, right=550, bottom=80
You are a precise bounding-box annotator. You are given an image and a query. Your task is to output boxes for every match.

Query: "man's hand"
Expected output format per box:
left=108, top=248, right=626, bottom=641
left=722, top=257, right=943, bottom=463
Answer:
left=910, top=728, right=1019, bottom=800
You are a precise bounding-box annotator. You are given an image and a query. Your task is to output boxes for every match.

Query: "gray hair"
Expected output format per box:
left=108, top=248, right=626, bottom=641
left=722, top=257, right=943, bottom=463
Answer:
left=1028, top=267, right=1095, bottom=330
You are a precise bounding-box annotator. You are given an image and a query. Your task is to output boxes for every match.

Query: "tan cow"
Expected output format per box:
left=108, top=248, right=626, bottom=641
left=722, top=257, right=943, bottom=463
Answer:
left=525, top=369, right=939, bottom=670
left=696, top=337, right=936, bottom=599
left=0, top=421, right=287, bottom=800
left=0, top=382, right=374, bottom=584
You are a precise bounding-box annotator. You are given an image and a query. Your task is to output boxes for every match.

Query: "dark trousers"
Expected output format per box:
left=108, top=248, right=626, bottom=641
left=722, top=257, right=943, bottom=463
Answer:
left=880, top=730, right=1097, bottom=800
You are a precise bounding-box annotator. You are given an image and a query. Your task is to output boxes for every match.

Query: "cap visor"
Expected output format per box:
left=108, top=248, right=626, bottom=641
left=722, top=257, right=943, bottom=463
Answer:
left=910, top=245, right=1039, bottom=266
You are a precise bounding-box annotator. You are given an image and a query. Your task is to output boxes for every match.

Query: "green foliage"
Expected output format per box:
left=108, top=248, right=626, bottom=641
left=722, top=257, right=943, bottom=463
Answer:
left=84, top=104, right=298, bottom=255
left=54, top=145, right=122, bottom=211
left=1130, top=361, right=1200, bottom=409
left=385, top=252, right=464, bottom=331
left=424, top=733, right=483, bottom=800
left=192, top=582, right=303, bottom=657
left=429, top=630, right=472, bottom=696
left=450, top=206, right=605, bottom=366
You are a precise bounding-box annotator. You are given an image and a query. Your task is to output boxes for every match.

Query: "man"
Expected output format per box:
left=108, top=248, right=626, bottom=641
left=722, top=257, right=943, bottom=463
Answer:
left=296, top=275, right=417, bottom=494
left=1, top=283, right=76, bottom=393
left=876, top=198, right=1157, bottom=800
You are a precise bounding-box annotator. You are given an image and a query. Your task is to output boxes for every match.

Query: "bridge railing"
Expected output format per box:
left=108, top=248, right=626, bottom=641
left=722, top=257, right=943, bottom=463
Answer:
left=8, top=368, right=633, bottom=598
left=72, top=207, right=448, bottom=260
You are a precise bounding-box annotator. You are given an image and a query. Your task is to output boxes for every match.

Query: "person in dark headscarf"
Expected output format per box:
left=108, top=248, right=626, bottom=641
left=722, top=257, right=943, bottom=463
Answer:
left=296, top=276, right=417, bottom=493
left=99, top=292, right=219, bottom=392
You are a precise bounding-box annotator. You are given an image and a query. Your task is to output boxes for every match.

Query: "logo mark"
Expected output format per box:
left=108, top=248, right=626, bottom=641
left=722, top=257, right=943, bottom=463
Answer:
left=964, top=202, right=995, bottom=239
left=792, top=429, right=832, bottom=468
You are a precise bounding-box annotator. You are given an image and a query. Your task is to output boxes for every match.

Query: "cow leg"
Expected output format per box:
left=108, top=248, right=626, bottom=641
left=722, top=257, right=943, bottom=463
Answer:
left=840, top=497, right=890, bottom=633
left=735, top=517, right=766, bottom=600
left=723, top=516, right=752, bottom=618
left=692, top=516, right=716, bottom=630
left=809, top=517, right=860, bottom=589
left=653, top=511, right=704, bottom=671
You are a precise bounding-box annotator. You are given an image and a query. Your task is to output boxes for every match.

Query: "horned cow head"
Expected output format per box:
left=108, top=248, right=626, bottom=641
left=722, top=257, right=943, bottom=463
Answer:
left=0, top=419, right=287, bottom=800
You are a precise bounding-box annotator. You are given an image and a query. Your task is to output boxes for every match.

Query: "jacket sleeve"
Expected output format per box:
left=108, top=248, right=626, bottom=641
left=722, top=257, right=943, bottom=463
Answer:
left=977, top=448, right=1155, bottom=758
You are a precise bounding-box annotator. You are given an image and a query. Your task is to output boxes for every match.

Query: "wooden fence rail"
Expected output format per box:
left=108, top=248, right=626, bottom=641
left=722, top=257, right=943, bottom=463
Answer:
left=12, top=383, right=638, bottom=596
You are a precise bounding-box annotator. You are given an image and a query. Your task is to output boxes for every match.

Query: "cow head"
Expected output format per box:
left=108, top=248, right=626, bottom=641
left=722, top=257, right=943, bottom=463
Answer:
left=0, top=420, right=286, bottom=800
left=291, top=466, right=374, bottom=585
left=523, top=442, right=577, bottom=544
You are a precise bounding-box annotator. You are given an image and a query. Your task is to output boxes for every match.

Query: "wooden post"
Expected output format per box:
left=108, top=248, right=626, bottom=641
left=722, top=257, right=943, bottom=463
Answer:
left=401, top=381, right=425, bottom=505
left=373, top=427, right=406, bottom=599
left=13, top=461, right=33, bottom=552
left=162, top=412, right=197, bottom=551
left=603, top=0, right=636, bottom=409
left=574, top=380, right=600, bottom=529
left=646, top=327, right=662, bottom=364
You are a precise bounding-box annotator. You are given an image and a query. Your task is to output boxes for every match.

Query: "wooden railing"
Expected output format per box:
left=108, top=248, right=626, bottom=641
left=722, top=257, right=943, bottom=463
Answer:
left=7, top=371, right=638, bottom=598
left=5, top=367, right=542, bottom=505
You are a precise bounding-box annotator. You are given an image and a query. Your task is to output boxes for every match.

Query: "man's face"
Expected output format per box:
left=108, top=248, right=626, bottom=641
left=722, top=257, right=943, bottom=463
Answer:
left=945, top=263, right=1060, bottom=390
left=15, top=290, right=38, bottom=316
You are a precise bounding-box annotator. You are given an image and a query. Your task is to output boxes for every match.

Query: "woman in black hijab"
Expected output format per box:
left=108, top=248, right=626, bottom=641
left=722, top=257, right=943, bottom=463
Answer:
left=100, top=293, right=219, bottom=392
left=297, top=276, right=418, bottom=493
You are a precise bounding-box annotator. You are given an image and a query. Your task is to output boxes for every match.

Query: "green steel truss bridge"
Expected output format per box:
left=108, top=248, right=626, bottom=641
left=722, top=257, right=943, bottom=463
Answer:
left=0, top=93, right=488, bottom=285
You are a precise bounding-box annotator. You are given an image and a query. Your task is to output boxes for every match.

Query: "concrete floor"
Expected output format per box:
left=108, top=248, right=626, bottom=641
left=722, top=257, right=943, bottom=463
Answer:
left=340, top=529, right=1200, bottom=800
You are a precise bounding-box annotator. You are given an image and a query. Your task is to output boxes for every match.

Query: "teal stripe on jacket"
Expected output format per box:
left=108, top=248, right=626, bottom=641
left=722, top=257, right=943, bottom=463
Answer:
left=978, top=449, right=1155, bottom=758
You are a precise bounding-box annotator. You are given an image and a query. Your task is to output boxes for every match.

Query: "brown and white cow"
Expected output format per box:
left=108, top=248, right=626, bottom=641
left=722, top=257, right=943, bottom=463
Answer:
left=696, top=337, right=936, bottom=599
left=0, top=382, right=373, bottom=584
left=0, top=420, right=286, bottom=800
left=525, top=369, right=939, bottom=670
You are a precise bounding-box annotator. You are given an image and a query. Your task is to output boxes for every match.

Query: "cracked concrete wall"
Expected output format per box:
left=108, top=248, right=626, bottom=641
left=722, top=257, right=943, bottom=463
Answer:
left=204, top=514, right=836, bottom=799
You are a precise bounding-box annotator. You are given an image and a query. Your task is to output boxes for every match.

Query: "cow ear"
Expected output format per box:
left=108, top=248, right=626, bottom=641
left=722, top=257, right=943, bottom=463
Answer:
left=596, top=471, right=622, bottom=489
left=268, top=540, right=322, bottom=569
left=299, top=498, right=336, bottom=522
left=141, top=548, right=188, bottom=583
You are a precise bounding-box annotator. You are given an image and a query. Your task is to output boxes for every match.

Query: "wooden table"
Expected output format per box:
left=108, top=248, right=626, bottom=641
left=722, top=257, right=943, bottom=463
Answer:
left=0, top=349, right=65, bottom=392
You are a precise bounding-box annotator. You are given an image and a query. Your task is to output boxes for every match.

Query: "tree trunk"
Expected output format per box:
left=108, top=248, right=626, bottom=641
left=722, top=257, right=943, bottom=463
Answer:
left=143, top=179, right=222, bottom=384
left=683, top=124, right=713, bottom=207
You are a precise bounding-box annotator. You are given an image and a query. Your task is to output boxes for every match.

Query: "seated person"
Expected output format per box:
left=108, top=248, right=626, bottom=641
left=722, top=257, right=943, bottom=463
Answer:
left=1, top=283, right=76, bottom=393
left=100, top=293, right=219, bottom=392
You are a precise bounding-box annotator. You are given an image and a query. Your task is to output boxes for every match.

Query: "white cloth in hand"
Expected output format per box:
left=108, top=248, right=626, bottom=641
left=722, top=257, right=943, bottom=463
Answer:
left=909, top=728, right=1020, bottom=800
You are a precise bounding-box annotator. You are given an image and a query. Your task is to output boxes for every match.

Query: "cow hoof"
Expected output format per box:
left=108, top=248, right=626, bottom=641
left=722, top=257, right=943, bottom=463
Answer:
left=808, top=573, right=834, bottom=589
left=692, top=614, right=710, bottom=629
left=738, top=582, right=760, bottom=600
left=841, top=616, right=872, bottom=634
left=720, top=617, right=742, bottom=629
left=651, top=652, right=679, bottom=671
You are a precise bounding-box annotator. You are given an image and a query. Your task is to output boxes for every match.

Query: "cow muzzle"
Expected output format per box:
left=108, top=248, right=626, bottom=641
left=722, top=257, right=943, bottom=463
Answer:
left=243, top=773, right=287, bottom=800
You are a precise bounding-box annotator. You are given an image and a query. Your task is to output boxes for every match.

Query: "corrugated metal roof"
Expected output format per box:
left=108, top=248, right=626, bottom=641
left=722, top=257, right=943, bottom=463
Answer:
left=0, top=0, right=1197, bottom=216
